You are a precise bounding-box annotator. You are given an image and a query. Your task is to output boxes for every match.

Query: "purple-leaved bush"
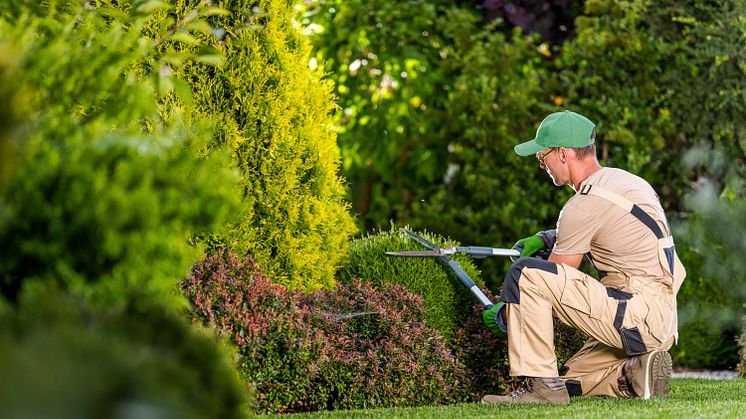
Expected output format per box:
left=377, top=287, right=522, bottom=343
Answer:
left=306, top=279, right=469, bottom=409
left=182, top=251, right=327, bottom=413
left=183, top=251, right=469, bottom=413
left=450, top=287, right=511, bottom=399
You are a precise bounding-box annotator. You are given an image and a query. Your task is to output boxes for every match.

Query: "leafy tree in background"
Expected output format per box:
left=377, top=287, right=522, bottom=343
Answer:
left=301, top=1, right=567, bottom=282
left=304, top=0, right=746, bottom=367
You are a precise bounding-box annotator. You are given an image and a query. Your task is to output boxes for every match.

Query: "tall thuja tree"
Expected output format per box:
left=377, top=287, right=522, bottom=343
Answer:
left=135, top=0, right=356, bottom=291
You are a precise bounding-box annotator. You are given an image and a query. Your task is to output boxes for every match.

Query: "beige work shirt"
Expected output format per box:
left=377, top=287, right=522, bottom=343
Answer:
left=553, top=167, right=669, bottom=279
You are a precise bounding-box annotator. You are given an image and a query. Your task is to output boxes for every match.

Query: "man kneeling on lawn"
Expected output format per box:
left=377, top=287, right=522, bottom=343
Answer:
left=482, top=110, right=685, bottom=403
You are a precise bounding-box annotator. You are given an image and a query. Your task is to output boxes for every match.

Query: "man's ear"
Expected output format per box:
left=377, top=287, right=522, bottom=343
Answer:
left=559, top=148, right=567, bottom=163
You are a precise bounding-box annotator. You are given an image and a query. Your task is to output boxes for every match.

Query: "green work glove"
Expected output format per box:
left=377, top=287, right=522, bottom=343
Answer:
left=511, top=229, right=557, bottom=261
left=483, top=301, right=507, bottom=334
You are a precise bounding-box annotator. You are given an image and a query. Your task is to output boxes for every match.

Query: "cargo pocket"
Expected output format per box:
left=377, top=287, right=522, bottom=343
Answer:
left=560, top=271, right=606, bottom=319
left=560, top=274, right=592, bottom=315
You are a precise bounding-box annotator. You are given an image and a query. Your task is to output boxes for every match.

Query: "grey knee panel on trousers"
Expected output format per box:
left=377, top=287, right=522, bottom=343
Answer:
left=501, top=257, right=558, bottom=304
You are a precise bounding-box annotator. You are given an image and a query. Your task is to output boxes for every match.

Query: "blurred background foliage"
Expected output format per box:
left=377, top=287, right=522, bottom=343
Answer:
left=301, top=0, right=745, bottom=368
left=0, top=1, right=744, bottom=415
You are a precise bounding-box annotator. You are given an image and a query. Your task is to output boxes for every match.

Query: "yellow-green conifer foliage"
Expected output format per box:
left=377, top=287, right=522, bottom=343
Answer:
left=143, top=1, right=356, bottom=290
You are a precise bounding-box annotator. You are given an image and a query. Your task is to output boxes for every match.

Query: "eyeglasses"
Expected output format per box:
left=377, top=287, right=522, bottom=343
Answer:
left=536, top=148, right=556, bottom=169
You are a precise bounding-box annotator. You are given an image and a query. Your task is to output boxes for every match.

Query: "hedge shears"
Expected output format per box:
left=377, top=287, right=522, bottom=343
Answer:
left=386, top=228, right=519, bottom=309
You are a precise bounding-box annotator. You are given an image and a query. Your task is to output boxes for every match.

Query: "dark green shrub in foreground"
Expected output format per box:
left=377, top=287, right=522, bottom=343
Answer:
left=0, top=286, right=251, bottom=419
left=183, top=251, right=470, bottom=413
left=339, top=226, right=483, bottom=339
left=0, top=3, right=239, bottom=307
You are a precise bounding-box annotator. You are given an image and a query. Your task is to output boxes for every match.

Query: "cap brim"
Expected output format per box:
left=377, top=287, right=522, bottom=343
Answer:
left=514, top=139, right=546, bottom=156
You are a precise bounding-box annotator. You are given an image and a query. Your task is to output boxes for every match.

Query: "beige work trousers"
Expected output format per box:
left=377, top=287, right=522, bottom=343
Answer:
left=500, top=257, right=675, bottom=397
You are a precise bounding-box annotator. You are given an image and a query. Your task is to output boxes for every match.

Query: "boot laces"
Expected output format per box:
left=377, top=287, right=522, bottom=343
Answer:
left=509, top=378, right=535, bottom=398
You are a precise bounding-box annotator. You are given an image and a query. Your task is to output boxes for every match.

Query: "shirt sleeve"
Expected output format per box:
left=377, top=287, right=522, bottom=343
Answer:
left=553, top=200, right=600, bottom=255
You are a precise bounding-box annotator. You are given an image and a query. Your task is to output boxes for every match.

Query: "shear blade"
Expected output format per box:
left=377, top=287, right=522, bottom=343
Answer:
left=385, top=251, right=443, bottom=257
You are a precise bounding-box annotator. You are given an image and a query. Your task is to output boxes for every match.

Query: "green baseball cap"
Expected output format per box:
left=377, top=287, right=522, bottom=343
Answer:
left=514, top=110, right=596, bottom=156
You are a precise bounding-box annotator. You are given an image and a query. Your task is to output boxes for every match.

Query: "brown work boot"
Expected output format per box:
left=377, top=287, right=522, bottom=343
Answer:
left=481, top=377, right=570, bottom=404
left=622, top=350, right=672, bottom=399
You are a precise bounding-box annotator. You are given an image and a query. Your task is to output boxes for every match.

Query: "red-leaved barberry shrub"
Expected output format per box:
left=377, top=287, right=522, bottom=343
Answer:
left=450, top=287, right=511, bottom=399
left=183, top=251, right=470, bottom=413
left=306, top=279, right=470, bottom=409
left=182, top=251, right=327, bottom=413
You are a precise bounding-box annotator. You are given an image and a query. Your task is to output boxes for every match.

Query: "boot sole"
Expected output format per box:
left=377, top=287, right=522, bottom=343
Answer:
left=643, top=350, right=672, bottom=399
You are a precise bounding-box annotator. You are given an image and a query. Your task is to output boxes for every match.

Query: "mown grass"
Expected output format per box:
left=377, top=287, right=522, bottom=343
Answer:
left=265, top=378, right=745, bottom=418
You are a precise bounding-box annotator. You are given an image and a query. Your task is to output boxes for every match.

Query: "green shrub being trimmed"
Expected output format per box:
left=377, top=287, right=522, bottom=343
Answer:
left=338, top=225, right=484, bottom=339
left=340, top=226, right=588, bottom=399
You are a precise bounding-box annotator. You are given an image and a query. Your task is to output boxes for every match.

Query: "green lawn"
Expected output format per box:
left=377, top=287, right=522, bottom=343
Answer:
left=269, top=378, right=745, bottom=418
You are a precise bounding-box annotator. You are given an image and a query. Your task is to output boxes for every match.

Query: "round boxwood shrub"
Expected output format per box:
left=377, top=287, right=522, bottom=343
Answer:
left=338, top=225, right=484, bottom=339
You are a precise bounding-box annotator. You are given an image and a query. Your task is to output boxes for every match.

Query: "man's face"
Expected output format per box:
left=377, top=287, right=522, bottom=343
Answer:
left=536, top=148, right=564, bottom=186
